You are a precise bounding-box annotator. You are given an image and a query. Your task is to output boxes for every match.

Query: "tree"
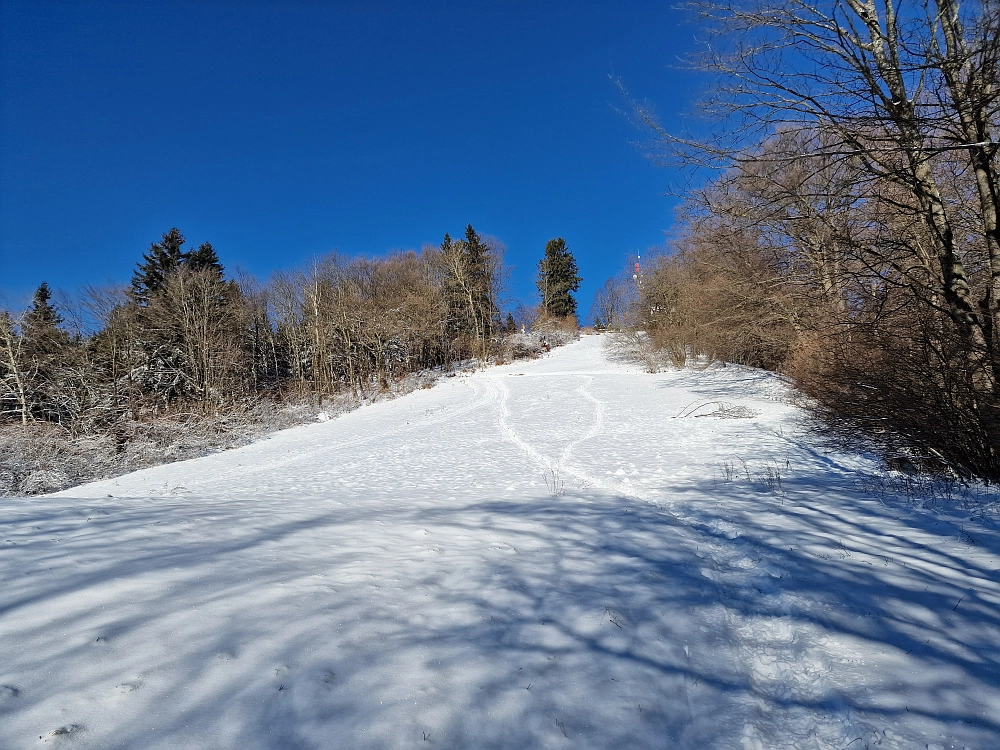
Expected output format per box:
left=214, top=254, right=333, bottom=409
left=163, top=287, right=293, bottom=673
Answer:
left=438, top=225, right=501, bottom=357
left=591, top=274, right=635, bottom=331
left=439, top=232, right=466, bottom=338
left=121, top=230, right=248, bottom=412
left=184, top=241, right=223, bottom=277
left=131, top=228, right=187, bottom=304
left=632, top=0, right=1000, bottom=366
left=537, top=238, right=581, bottom=319
left=24, top=282, right=70, bottom=365
left=23, top=283, right=63, bottom=341
left=23, top=282, right=76, bottom=422
left=84, top=285, right=144, bottom=423
left=0, top=311, right=28, bottom=425
left=628, top=0, right=1000, bottom=477
left=131, top=229, right=225, bottom=304
left=0, top=284, right=84, bottom=425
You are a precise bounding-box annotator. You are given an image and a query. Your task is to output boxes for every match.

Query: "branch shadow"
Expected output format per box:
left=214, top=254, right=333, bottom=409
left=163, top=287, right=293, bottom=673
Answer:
left=1, top=478, right=998, bottom=749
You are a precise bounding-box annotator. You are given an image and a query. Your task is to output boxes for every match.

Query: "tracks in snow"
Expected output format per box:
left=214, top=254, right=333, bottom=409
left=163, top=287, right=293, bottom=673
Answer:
left=491, top=372, right=660, bottom=504
left=491, top=370, right=860, bottom=746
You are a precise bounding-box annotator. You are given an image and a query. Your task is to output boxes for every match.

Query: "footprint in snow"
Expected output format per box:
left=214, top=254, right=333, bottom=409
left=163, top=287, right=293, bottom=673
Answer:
left=710, top=520, right=740, bottom=539
left=40, top=724, right=84, bottom=741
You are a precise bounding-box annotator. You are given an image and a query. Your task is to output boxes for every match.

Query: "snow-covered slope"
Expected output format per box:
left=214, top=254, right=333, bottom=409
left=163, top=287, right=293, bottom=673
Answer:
left=2, top=335, right=998, bottom=749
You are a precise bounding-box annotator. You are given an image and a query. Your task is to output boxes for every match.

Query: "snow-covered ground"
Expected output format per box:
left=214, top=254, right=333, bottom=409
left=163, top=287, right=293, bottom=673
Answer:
left=2, top=334, right=998, bottom=749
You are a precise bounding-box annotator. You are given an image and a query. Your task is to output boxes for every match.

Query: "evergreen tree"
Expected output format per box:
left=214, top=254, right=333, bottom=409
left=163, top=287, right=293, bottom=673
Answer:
left=537, top=237, right=581, bottom=318
left=131, top=230, right=227, bottom=304
left=185, top=241, right=224, bottom=281
left=440, top=232, right=467, bottom=336
left=23, top=281, right=71, bottom=372
left=124, top=229, right=244, bottom=409
left=462, top=224, right=498, bottom=342
left=464, top=224, right=489, bottom=300
left=131, top=228, right=187, bottom=303
left=20, top=282, right=74, bottom=422
left=23, top=282, right=64, bottom=350
left=439, top=226, right=499, bottom=353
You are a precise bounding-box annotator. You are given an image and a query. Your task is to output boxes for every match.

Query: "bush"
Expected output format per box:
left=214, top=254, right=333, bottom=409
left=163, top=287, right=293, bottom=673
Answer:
left=0, top=399, right=323, bottom=496
left=786, top=305, right=1000, bottom=480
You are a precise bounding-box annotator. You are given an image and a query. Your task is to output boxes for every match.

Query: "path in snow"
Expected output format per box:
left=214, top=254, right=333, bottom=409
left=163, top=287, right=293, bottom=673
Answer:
left=1, top=335, right=999, bottom=749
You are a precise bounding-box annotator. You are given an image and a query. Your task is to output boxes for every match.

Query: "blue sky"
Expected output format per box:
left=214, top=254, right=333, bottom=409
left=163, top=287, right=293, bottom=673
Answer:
left=0, top=0, right=704, bottom=319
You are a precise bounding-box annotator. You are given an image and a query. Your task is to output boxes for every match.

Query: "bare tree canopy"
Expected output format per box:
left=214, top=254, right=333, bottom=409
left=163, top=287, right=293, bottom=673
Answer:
left=622, top=0, right=1000, bottom=477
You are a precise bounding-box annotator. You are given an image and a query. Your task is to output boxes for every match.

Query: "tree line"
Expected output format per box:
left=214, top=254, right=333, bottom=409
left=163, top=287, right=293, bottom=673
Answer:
left=1, top=225, right=582, bottom=439
left=624, top=0, right=1000, bottom=479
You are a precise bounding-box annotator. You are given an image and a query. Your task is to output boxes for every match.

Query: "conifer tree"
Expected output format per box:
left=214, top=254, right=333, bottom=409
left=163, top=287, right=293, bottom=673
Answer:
left=131, top=230, right=226, bottom=301
left=537, top=238, right=581, bottom=319
left=439, top=226, right=499, bottom=354
left=124, top=229, right=244, bottom=409
left=131, top=228, right=187, bottom=303
left=440, top=232, right=466, bottom=336
left=184, top=241, right=224, bottom=281
left=23, top=282, right=65, bottom=351
left=463, top=224, right=498, bottom=343
left=16, top=282, right=74, bottom=423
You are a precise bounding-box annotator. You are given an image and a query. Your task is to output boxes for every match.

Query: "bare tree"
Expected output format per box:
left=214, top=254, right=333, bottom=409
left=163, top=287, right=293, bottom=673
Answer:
left=0, top=311, right=30, bottom=425
left=591, top=274, right=636, bottom=330
left=638, top=0, right=999, bottom=352
left=436, top=227, right=504, bottom=360
left=627, top=0, right=1000, bottom=475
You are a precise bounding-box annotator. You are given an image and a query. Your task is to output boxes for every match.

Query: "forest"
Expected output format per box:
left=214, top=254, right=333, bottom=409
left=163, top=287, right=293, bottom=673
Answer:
left=0, top=225, right=581, bottom=495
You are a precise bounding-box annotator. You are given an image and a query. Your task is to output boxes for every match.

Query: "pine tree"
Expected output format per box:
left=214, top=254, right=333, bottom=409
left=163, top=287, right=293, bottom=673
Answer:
left=131, top=230, right=226, bottom=303
left=463, top=224, right=498, bottom=343
left=19, top=282, right=73, bottom=422
left=184, top=241, right=224, bottom=281
left=537, top=237, right=581, bottom=319
left=23, top=282, right=65, bottom=351
left=440, top=232, right=468, bottom=336
left=124, top=229, right=246, bottom=409
left=464, top=224, right=489, bottom=299
left=131, top=228, right=187, bottom=303
left=439, top=226, right=499, bottom=354
left=23, top=282, right=70, bottom=373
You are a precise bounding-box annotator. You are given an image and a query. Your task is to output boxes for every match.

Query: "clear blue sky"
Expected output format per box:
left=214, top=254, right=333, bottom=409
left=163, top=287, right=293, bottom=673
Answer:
left=1, top=0, right=703, bottom=318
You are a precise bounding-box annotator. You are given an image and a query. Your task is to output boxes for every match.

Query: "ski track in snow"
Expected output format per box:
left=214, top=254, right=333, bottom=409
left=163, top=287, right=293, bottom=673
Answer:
left=2, top=335, right=999, bottom=749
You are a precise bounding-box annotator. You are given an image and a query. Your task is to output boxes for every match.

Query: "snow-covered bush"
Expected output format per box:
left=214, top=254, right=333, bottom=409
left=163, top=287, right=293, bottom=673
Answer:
left=502, top=326, right=578, bottom=361
left=603, top=331, right=676, bottom=373
left=0, top=367, right=456, bottom=497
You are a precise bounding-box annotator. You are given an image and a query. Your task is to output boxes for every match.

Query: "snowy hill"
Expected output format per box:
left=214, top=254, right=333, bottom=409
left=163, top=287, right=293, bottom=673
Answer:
left=2, top=334, right=998, bottom=749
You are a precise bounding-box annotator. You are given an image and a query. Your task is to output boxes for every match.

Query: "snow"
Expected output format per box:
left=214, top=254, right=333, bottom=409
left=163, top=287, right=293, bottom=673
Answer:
left=2, top=334, right=999, bottom=748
